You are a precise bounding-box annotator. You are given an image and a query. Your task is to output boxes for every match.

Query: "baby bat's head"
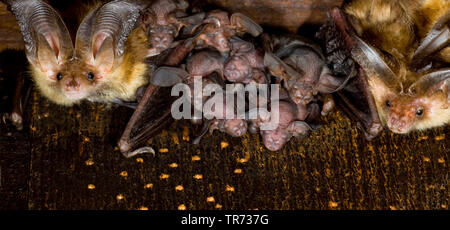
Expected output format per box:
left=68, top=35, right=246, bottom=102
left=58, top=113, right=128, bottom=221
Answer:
left=224, top=55, right=252, bottom=82
left=286, top=81, right=314, bottom=105
left=147, top=25, right=178, bottom=51
left=223, top=119, right=248, bottom=137
left=261, top=128, right=289, bottom=151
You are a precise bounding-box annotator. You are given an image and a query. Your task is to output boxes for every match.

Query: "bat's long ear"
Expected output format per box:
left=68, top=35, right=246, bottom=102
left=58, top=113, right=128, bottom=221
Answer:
left=411, top=12, right=450, bottom=68
left=350, top=34, right=400, bottom=91
left=230, top=13, right=263, bottom=37
left=2, top=0, right=73, bottom=78
left=150, top=66, right=189, bottom=87
left=410, top=69, right=450, bottom=102
left=75, top=0, right=150, bottom=73
left=264, top=52, right=302, bottom=81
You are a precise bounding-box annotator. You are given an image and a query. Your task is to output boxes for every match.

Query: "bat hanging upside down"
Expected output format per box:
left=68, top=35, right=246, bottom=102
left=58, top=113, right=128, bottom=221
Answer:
left=319, top=0, right=449, bottom=138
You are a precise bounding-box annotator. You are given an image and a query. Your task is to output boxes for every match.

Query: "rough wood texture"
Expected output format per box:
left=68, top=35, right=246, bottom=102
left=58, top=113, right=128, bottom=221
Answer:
left=0, top=85, right=448, bottom=210
left=0, top=0, right=448, bottom=210
left=0, top=4, right=24, bottom=52
left=207, top=0, right=344, bottom=33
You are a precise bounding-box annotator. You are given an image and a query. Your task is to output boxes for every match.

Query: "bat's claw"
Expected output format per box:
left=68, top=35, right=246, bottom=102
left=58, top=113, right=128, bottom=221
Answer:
left=2, top=112, right=23, bottom=131
left=121, top=146, right=155, bottom=158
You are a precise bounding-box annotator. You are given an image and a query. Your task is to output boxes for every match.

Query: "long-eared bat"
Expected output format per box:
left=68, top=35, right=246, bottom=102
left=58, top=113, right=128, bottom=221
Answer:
left=2, top=0, right=152, bottom=106
left=318, top=0, right=449, bottom=138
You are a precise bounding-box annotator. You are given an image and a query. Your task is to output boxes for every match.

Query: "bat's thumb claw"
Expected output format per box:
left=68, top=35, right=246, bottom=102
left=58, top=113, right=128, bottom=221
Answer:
left=121, top=146, right=156, bottom=158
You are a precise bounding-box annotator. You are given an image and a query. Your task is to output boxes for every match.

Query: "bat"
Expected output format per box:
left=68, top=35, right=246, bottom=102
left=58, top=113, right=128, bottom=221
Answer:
left=318, top=0, right=449, bottom=138
left=250, top=99, right=314, bottom=151
left=142, top=0, right=206, bottom=57
left=262, top=34, right=345, bottom=117
left=2, top=0, right=154, bottom=107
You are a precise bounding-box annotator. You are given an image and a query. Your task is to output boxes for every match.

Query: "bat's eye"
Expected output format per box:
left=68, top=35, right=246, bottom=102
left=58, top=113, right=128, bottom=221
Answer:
left=385, top=100, right=391, bottom=108
left=416, top=108, right=424, bottom=117
left=86, top=72, right=95, bottom=81
left=56, top=73, right=63, bottom=81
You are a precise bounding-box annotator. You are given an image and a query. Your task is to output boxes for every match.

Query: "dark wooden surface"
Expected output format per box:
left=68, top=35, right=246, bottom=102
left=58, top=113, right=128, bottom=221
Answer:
left=0, top=81, right=448, bottom=210
left=0, top=0, right=448, bottom=210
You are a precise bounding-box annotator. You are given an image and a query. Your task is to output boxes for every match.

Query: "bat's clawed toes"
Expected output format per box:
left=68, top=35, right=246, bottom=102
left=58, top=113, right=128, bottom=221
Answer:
left=2, top=112, right=23, bottom=131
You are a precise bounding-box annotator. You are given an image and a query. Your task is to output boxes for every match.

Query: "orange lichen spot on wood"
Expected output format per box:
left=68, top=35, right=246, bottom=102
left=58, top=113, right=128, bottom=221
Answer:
left=328, top=201, right=338, bottom=208
left=116, top=194, right=125, bottom=200
left=193, top=174, right=203, bottom=180
left=182, top=126, right=190, bottom=141
left=85, top=159, right=95, bottom=166
left=30, top=125, right=37, bottom=132
left=206, top=196, right=215, bottom=203
left=178, top=204, right=187, bottom=210
left=171, top=132, right=180, bottom=145
left=113, top=146, right=120, bottom=151
left=144, top=183, right=153, bottom=189
left=417, top=135, right=428, bottom=141
left=169, top=163, right=179, bottom=168
left=438, top=158, right=445, bottom=164
left=192, top=155, right=201, bottom=161
left=237, top=152, right=251, bottom=163
left=159, top=148, right=169, bottom=153
left=139, top=206, right=149, bottom=210
left=87, top=184, right=96, bottom=190
left=83, top=137, right=90, bottom=142
left=234, top=169, right=243, bottom=174
left=175, top=185, right=184, bottom=191
left=435, top=135, right=445, bottom=141
left=389, top=206, right=397, bottom=210
left=225, top=185, right=235, bottom=192
left=423, top=157, right=431, bottom=162
left=136, top=158, right=144, bottom=163
left=221, top=141, right=229, bottom=149
left=215, top=204, right=223, bottom=209
left=160, top=173, right=170, bottom=180
left=120, top=171, right=128, bottom=177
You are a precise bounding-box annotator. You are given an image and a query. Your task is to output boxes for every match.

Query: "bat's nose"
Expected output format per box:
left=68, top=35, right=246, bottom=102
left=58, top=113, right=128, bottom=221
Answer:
left=65, top=78, right=81, bottom=91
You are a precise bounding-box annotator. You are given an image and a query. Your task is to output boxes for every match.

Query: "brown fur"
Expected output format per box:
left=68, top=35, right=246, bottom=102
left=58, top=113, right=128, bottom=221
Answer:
left=345, top=0, right=450, bottom=133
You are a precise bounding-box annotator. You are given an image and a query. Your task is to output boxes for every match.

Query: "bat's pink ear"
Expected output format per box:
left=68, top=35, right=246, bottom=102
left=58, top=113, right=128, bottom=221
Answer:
left=75, top=0, right=151, bottom=72
left=4, top=0, right=74, bottom=78
left=91, top=33, right=114, bottom=74
left=409, top=69, right=450, bottom=102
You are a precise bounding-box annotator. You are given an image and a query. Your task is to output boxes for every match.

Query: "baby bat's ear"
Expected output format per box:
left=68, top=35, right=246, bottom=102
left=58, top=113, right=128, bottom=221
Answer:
left=411, top=12, right=450, bottom=69
left=150, top=66, right=189, bottom=87
left=179, top=12, right=206, bottom=33
left=230, top=13, right=263, bottom=37
left=264, top=52, right=303, bottom=81
left=4, top=0, right=73, bottom=79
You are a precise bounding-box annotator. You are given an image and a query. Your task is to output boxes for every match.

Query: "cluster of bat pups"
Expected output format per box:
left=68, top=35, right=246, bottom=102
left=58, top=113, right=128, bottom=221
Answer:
left=1, top=0, right=449, bottom=156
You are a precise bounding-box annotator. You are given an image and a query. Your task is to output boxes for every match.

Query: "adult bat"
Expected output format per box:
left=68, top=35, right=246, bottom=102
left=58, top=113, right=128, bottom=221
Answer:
left=318, top=0, right=449, bottom=138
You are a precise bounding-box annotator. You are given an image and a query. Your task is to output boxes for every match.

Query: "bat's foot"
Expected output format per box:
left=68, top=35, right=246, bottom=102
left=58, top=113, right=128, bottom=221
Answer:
left=2, top=112, right=23, bottom=131
left=357, top=122, right=383, bottom=141
left=118, top=138, right=155, bottom=158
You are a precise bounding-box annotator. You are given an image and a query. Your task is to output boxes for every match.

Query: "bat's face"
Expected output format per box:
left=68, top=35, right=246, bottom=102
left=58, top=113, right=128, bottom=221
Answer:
left=148, top=25, right=178, bottom=51
left=371, top=75, right=450, bottom=134
left=198, top=27, right=232, bottom=54
left=286, top=81, right=314, bottom=105
left=262, top=128, right=289, bottom=151
left=55, top=61, right=104, bottom=101
left=223, top=119, right=247, bottom=137
left=224, top=56, right=251, bottom=82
